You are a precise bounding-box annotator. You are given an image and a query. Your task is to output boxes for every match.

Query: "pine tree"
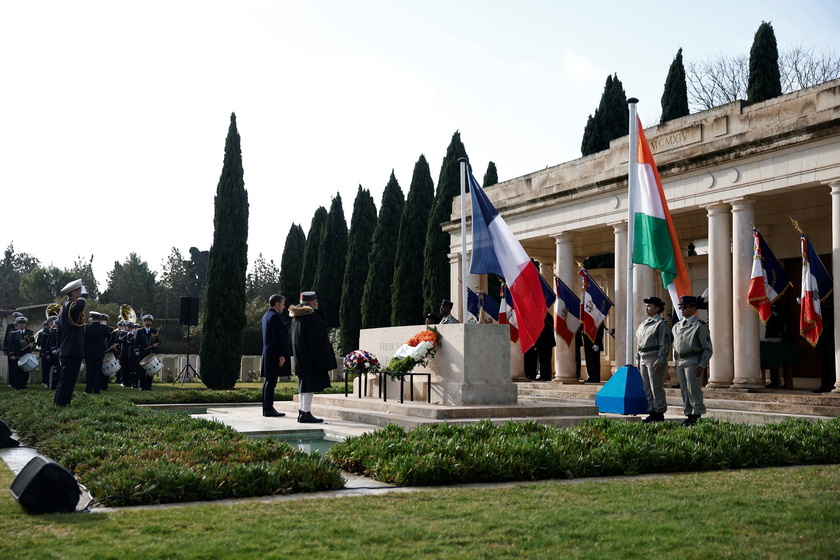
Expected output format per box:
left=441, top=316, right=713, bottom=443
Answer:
left=199, top=113, right=249, bottom=389
left=391, top=155, right=435, bottom=326
left=660, top=48, right=690, bottom=123
left=747, top=21, right=782, bottom=104
left=423, top=131, right=468, bottom=313
left=483, top=161, right=498, bottom=187
left=300, top=207, right=327, bottom=295
left=361, top=171, right=405, bottom=328
left=339, top=186, right=378, bottom=353
left=313, top=193, right=347, bottom=329
left=279, top=224, right=305, bottom=301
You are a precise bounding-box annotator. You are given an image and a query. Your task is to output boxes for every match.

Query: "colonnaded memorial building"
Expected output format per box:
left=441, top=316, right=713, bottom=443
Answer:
left=443, top=77, right=840, bottom=393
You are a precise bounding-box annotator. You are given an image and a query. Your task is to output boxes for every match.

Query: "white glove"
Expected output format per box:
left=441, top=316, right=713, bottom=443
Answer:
left=592, top=345, right=599, bottom=352
left=80, top=285, right=88, bottom=298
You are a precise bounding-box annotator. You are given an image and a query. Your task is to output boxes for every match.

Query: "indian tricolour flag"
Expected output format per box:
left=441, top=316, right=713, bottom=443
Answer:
left=631, top=117, right=692, bottom=309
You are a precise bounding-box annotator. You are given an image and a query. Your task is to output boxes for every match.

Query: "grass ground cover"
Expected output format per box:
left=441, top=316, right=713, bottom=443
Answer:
left=1, top=462, right=837, bottom=559
left=328, top=417, right=840, bottom=485
left=0, top=391, right=344, bottom=505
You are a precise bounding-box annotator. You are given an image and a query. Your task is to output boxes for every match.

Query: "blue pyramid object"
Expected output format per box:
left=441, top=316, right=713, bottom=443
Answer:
left=594, top=365, right=649, bottom=415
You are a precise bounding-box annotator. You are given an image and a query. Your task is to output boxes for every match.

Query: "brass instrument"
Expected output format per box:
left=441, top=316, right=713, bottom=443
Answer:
left=46, top=303, right=62, bottom=319
left=120, top=304, right=137, bottom=324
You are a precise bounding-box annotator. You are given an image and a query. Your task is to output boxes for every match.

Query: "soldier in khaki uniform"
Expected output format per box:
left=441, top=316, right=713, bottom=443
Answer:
left=635, top=296, right=671, bottom=423
left=672, top=295, right=713, bottom=426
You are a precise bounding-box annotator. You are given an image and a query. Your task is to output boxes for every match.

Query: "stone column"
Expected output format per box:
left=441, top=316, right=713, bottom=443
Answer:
left=831, top=181, right=840, bottom=392
left=612, top=221, right=628, bottom=367
left=705, top=203, right=734, bottom=387
left=448, top=252, right=463, bottom=321
left=553, top=233, right=578, bottom=383
left=729, top=198, right=763, bottom=389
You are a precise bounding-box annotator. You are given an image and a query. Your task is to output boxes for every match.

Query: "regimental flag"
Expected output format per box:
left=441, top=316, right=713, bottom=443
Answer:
left=469, top=171, right=545, bottom=353
left=631, top=117, right=692, bottom=310
left=579, top=269, right=613, bottom=343
left=466, top=288, right=481, bottom=323
left=554, top=276, right=580, bottom=346
left=747, top=229, right=790, bottom=323
left=479, top=289, right=500, bottom=324
left=799, top=235, right=833, bottom=346
left=498, top=284, right=519, bottom=343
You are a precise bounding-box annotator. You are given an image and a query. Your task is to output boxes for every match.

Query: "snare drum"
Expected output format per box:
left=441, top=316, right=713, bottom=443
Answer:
left=18, top=353, right=39, bottom=373
left=139, top=353, right=162, bottom=377
left=102, top=351, right=121, bottom=377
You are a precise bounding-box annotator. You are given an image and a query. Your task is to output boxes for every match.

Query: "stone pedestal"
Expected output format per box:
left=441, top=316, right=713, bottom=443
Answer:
left=359, top=323, right=517, bottom=405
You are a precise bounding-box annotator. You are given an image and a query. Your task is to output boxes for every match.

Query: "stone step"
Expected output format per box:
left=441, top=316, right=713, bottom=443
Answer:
left=313, top=394, right=599, bottom=420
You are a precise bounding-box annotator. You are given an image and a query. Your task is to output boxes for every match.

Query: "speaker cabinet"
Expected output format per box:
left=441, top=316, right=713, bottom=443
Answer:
left=10, top=456, right=80, bottom=514
left=0, top=419, right=18, bottom=447
left=179, top=296, right=200, bottom=326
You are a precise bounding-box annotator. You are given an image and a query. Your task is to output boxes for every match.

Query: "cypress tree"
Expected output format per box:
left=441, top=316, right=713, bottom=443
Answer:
left=747, top=21, right=782, bottom=104
left=483, top=161, right=498, bottom=187
left=599, top=74, right=629, bottom=147
left=361, top=171, right=404, bottom=329
left=391, top=155, right=435, bottom=326
left=660, top=48, right=690, bottom=123
left=313, top=193, right=347, bottom=329
left=423, top=131, right=468, bottom=313
left=279, top=223, right=305, bottom=302
left=300, top=207, right=327, bottom=294
left=482, top=161, right=502, bottom=308
left=339, top=186, right=378, bottom=353
left=199, top=113, right=249, bottom=389
left=581, top=110, right=599, bottom=156
left=581, top=75, right=629, bottom=155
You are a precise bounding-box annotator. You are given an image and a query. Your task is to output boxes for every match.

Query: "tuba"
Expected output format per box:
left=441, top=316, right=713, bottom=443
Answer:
left=120, top=304, right=137, bottom=324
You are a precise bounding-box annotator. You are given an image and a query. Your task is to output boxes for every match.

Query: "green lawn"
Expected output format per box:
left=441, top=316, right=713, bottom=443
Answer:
left=1, top=463, right=837, bottom=559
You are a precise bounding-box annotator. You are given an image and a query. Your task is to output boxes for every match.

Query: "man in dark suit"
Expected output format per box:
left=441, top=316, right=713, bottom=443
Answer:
left=54, top=279, right=88, bottom=406
left=134, top=314, right=159, bottom=390
left=261, top=294, right=291, bottom=417
left=289, top=291, right=335, bottom=424
left=525, top=312, right=556, bottom=381
left=84, top=312, right=112, bottom=394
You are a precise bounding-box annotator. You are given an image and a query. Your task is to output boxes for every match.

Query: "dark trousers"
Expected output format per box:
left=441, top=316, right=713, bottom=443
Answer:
left=524, top=348, right=539, bottom=380
left=584, top=344, right=601, bottom=382
left=138, top=360, right=153, bottom=390
left=8, top=358, right=28, bottom=390
left=262, top=374, right=278, bottom=412
left=85, top=357, right=103, bottom=393
left=54, top=356, right=82, bottom=406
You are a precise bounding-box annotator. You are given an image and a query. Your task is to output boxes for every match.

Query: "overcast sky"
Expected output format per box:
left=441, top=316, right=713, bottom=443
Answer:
left=2, top=0, right=838, bottom=289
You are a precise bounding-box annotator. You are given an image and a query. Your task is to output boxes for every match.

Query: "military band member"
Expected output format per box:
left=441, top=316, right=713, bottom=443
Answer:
left=125, top=322, right=141, bottom=388
left=110, top=317, right=124, bottom=385
left=84, top=311, right=111, bottom=394
left=134, top=314, right=159, bottom=390
left=37, top=319, right=51, bottom=387
left=672, top=295, right=713, bottom=426
left=7, top=316, right=35, bottom=390
left=45, top=315, right=60, bottom=389
left=4, top=311, right=24, bottom=354
left=54, top=279, right=88, bottom=406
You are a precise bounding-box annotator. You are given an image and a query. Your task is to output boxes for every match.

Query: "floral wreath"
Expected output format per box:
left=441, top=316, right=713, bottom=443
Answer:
left=342, top=349, right=381, bottom=380
left=386, top=326, right=442, bottom=380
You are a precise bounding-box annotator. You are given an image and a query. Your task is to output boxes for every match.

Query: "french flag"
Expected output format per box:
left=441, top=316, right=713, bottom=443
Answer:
left=469, top=171, right=546, bottom=353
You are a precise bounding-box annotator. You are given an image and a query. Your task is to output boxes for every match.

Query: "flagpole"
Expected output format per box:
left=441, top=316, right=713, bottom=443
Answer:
left=626, top=97, right=639, bottom=365
left=459, top=157, right=469, bottom=323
